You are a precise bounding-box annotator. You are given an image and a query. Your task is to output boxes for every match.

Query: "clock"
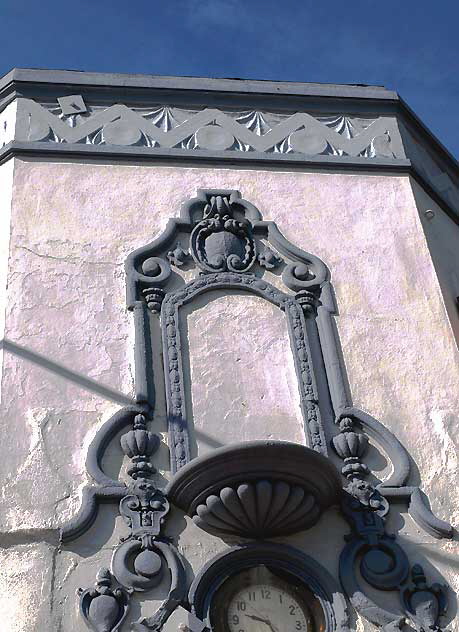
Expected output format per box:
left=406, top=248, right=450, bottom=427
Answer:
left=188, top=543, right=347, bottom=632
left=209, top=565, right=324, bottom=632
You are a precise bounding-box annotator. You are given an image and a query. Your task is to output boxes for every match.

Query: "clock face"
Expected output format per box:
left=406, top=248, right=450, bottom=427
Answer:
left=227, top=583, right=310, bottom=632
left=210, top=566, right=320, bottom=632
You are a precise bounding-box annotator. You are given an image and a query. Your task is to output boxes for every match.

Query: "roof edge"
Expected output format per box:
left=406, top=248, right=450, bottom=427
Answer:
left=0, top=67, right=399, bottom=101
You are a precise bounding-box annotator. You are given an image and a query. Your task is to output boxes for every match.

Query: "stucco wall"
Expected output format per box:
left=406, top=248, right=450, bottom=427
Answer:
left=413, top=180, right=459, bottom=345
left=0, top=157, right=458, bottom=630
left=0, top=159, right=14, bottom=399
left=185, top=292, right=305, bottom=456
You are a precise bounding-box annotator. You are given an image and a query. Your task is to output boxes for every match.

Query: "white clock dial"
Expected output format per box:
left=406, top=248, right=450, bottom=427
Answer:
left=227, top=583, right=310, bottom=632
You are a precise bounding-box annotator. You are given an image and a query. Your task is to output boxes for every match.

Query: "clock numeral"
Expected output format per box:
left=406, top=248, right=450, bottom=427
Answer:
left=295, top=621, right=303, bottom=630
left=279, top=594, right=283, bottom=604
left=236, top=601, right=246, bottom=611
left=247, top=591, right=256, bottom=601
left=289, top=605, right=296, bottom=616
left=261, top=589, right=271, bottom=599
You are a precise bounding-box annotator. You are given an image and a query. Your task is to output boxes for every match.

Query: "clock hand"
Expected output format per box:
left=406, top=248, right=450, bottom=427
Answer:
left=246, top=614, right=270, bottom=623
left=264, top=619, right=280, bottom=632
left=245, top=613, right=279, bottom=632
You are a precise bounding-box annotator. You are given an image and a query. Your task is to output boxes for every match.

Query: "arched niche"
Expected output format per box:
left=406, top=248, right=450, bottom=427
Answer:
left=161, top=273, right=327, bottom=472
left=180, top=288, right=305, bottom=458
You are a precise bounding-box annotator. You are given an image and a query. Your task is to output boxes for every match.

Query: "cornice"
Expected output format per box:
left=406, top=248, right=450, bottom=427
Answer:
left=0, top=67, right=398, bottom=101
left=1, top=68, right=458, bottom=224
left=0, top=139, right=412, bottom=170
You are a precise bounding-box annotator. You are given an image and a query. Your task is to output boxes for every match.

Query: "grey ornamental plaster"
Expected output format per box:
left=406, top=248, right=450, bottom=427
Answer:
left=0, top=68, right=459, bottom=227
left=57, top=187, right=453, bottom=632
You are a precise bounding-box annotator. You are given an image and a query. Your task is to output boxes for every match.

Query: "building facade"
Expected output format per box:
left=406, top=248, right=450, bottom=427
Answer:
left=0, top=69, right=458, bottom=631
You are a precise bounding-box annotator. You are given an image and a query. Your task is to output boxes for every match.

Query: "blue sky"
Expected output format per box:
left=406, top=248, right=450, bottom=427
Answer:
left=1, top=0, right=459, bottom=157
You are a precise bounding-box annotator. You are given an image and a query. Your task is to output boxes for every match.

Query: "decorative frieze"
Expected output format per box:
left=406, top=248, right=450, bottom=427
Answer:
left=15, top=97, right=402, bottom=160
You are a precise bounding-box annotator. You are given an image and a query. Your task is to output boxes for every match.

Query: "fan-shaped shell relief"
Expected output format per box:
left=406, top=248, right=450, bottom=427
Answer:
left=194, top=481, right=318, bottom=537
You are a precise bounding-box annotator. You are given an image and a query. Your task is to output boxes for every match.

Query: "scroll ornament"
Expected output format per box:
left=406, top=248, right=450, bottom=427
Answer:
left=78, top=413, right=186, bottom=632
left=334, top=414, right=449, bottom=632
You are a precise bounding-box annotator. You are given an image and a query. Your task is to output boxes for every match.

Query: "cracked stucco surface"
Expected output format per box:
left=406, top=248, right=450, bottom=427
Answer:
left=185, top=292, right=305, bottom=456
left=0, top=158, right=458, bottom=630
left=0, top=542, right=56, bottom=632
